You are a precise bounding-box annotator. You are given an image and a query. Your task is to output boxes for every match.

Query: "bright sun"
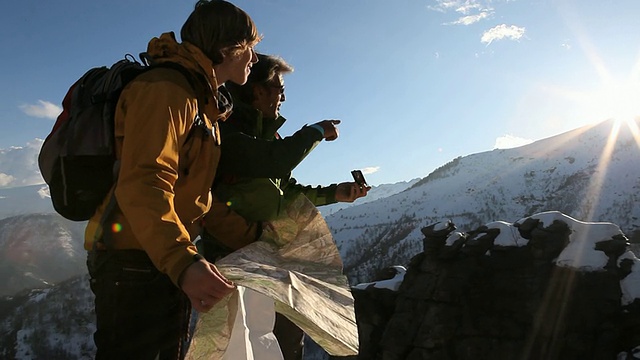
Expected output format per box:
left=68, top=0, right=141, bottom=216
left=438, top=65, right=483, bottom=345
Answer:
left=575, top=76, right=640, bottom=222
left=543, top=8, right=640, bottom=223
left=585, top=79, right=640, bottom=128
left=539, top=74, right=640, bottom=135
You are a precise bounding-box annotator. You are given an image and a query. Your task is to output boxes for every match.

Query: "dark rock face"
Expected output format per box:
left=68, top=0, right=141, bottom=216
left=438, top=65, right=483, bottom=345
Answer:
left=349, top=214, right=640, bottom=359
left=351, top=285, right=401, bottom=359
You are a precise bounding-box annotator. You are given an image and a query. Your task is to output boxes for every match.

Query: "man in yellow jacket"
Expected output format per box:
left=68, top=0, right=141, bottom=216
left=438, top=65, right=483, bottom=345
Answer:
left=83, top=1, right=260, bottom=358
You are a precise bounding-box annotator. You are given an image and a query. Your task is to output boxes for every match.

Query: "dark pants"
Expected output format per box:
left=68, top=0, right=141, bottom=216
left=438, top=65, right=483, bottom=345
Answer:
left=200, top=233, right=305, bottom=360
left=274, top=313, right=305, bottom=360
left=87, top=250, right=191, bottom=360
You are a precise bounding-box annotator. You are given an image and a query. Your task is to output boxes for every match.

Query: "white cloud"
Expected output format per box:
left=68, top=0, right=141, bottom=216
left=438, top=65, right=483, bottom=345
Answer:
left=481, top=24, right=525, bottom=45
left=427, top=0, right=461, bottom=13
left=447, top=11, right=492, bottom=25
left=361, top=167, right=380, bottom=175
left=0, top=139, right=45, bottom=188
left=37, top=186, right=50, bottom=199
left=19, top=100, right=62, bottom=119
left=429, top=0, right=486, bottom=14
left=455, top=3, right=484, bottom=15
left=493, top=134, right=533, bottom=149
left=0, top=173, right=15, bottom=187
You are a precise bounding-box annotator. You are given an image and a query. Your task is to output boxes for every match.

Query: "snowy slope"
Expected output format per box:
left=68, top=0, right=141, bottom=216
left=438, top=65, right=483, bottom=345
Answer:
left=327, top=119, right=640, bottom=282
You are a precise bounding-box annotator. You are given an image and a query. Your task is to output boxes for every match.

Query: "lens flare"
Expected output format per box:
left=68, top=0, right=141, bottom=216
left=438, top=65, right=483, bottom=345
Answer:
left=111, top=223, right=122, bottom=233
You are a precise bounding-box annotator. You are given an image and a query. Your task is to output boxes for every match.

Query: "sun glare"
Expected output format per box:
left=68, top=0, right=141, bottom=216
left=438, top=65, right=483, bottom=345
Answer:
left=592, top=76, right=640, bottom=150
left=578, top=77, right=640, bottom=222
left=588, top=80, right=640, bottom=129
left=552, top=33, right=640, bottom=223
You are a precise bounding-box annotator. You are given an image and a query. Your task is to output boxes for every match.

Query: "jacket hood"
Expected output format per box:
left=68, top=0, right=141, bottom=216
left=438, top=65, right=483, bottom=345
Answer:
left=146, top=32, right=230, bottom=119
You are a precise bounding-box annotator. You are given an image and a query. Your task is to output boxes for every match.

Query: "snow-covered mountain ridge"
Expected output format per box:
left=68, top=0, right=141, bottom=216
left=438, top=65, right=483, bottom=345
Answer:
left=326, top=119, right=640, bottom=282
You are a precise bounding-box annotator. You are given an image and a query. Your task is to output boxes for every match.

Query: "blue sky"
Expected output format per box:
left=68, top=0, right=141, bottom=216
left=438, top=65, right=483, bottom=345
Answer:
left=2, top=0, right=640, bottom=186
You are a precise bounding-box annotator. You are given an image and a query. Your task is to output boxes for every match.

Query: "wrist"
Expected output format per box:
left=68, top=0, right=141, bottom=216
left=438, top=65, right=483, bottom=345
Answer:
left=309, top=124, right=325, bottom=137
left=178, top=253, right=205, bottom=288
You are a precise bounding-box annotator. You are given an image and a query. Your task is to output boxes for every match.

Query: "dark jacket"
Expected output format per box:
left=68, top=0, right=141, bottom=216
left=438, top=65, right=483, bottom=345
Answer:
left=201, top=100, right=337, bottom=250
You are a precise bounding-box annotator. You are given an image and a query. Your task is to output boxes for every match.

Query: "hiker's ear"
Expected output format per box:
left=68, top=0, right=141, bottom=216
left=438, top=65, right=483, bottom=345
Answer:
left=252, top=83, right=266, bottom=97
left=251, top=83, right=268, bottom=104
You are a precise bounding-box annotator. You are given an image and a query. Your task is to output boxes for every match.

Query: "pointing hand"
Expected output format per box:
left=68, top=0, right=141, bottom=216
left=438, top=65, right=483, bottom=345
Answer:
left=314, top=119, right=341, bottom=141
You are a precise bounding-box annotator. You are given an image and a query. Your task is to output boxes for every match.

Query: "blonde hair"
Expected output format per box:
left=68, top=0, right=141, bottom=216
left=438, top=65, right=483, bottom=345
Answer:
left=181, top=0, right=261, bottom=64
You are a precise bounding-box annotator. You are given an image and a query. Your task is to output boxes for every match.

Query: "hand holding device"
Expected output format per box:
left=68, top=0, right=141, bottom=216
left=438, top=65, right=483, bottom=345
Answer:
left=351, top=170, right=368, bottom=188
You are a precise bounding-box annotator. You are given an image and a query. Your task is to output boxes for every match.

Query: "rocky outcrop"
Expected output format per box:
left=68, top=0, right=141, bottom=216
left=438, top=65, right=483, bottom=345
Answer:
left=348, top=211, right=640, bottom=359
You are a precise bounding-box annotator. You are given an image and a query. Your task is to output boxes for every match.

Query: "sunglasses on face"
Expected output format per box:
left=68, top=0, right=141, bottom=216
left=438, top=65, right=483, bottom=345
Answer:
left=267, top=83, right=285, bottom=95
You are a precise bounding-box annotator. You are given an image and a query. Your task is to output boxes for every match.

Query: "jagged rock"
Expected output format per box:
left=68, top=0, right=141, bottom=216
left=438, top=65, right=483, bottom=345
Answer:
left=349, top=211, right=640, bottom=359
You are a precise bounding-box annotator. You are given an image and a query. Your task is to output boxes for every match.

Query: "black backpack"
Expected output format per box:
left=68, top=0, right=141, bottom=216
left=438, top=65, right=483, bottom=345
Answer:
left=38, top=54, right=203, bottom=221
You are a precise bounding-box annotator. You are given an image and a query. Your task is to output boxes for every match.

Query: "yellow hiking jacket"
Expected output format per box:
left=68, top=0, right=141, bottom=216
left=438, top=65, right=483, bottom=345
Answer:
left=84, top=33, right=228, bottom=286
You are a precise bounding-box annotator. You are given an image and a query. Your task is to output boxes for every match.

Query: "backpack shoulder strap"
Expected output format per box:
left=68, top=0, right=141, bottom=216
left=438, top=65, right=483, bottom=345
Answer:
left=149, top=60, right=216, bottom=144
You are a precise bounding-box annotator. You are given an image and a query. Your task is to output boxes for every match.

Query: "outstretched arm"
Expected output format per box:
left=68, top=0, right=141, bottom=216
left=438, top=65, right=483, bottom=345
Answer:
left=217, top=120, right=341, bottom=178
left=283, top=180, right=370, bottom=207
